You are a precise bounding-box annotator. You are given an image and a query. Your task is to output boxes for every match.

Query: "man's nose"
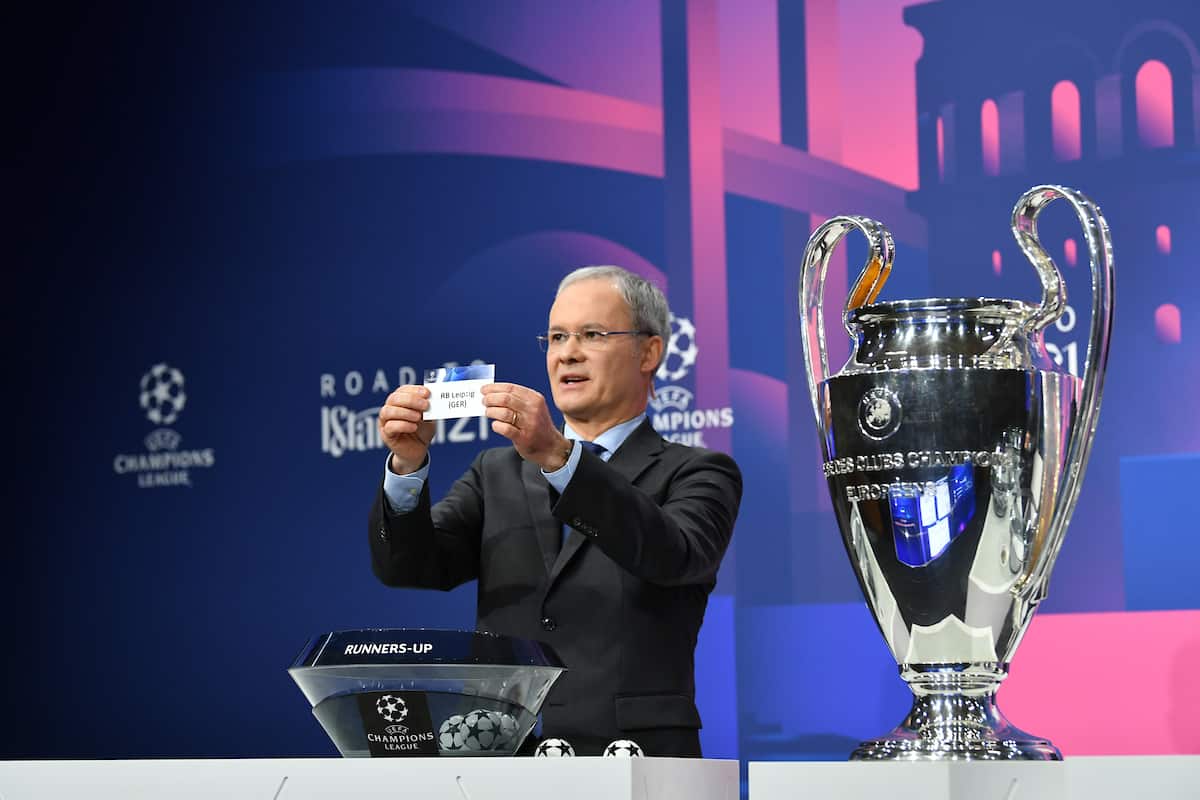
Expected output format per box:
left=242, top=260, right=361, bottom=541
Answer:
left=558, top=334, right=586, bottom=360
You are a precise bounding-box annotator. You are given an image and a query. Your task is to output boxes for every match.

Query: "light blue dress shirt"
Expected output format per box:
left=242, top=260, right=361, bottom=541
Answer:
left=382, top=414, right=647, bottom=515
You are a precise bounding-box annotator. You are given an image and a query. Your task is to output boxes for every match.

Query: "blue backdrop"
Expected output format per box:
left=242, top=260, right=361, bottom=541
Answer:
left=9, top=0, right=1199, bottom=765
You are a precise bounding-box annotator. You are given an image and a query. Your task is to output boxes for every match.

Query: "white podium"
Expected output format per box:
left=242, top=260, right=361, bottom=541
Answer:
left=750, top=756, right=1200, bottom=800
left=0, top=757, right=738, bottom=800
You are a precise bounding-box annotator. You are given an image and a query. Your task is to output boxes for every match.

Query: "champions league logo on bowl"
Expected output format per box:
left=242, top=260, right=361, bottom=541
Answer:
left=376, top=695, right=409, bottom=725
left=112, top=363, right=216, bottom=488
left=650, top=314, right=734, bottom=446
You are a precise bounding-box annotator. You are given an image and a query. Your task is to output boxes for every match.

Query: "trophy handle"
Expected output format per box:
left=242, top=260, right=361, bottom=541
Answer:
left=799, top=216, right=896, bottom=428
left=1010, top=185, right=1115, bottom=601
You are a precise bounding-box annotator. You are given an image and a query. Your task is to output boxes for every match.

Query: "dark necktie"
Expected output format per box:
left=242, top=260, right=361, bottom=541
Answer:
left=579, top=440, right=607, bottom=458
left=563, top=441, right=607, bottom=545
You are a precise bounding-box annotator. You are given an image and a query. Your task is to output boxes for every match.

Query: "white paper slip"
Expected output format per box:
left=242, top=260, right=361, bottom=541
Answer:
left=423, top=363, right=495, bottom=420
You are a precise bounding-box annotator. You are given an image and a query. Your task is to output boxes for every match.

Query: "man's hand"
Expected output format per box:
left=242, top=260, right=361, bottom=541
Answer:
left=481, top=383, right=572, bottom=472
left=378, top=385, right=437, bottom=474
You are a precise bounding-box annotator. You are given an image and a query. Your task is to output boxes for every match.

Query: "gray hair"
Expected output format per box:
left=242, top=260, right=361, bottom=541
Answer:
left=557, top=265, right=671, bottom=369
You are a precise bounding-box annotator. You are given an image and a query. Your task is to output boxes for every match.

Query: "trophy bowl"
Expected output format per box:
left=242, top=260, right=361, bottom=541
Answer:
left=799, top=185, right=1114, bottom=760
left=290, top=629, right=564, bottom=757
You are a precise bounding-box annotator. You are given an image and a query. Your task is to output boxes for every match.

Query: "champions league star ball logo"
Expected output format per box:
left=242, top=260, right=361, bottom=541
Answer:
left=603, top=739, right=644, bottom=757
left=114, top=363, right=215, bottom=489
left=657, top=313, right=698, bottom=382
left=534, top=737, right=575, bottom=757
left=438, top=715, right=469, bottom=750
left=139, top=363, right=186, bottom=425
left=460, top=709, right=501, bottom=750
left=375, top=695, right=408, bottom=724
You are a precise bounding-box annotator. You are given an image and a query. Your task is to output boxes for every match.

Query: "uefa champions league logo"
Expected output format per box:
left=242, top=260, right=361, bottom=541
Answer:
left=112, top=362, right=216, bottom=488
left=139, top=363, right=187, bottom=425
left=376, top=695, right=409, bottom=724
left=649, top=314, right=734, bottom=446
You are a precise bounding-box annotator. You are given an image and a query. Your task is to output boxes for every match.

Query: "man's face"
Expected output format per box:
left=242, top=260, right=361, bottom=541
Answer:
left=546, top=279, right=658, bottom=426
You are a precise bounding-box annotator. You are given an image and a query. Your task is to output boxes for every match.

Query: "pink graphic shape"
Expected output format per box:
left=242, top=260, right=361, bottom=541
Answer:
left=992, top=249, right=1002, bottom=276
left=833, top=0, right=922, bottom=189
left=1156, top=224, right=1172, bottom=255
left=936, top=116, right=945, bottom=181
left=723, top=130, right=926, bottom=246
left=1136, top=60, right=1174, bottom=148
left=409, top=1, right=664, bottom=108
left=458, top=230, right=667, bottom=298
left=981, top=99, right=1000, bottom=176
left=1155, top=304, right=1182, bottom=344
left=1064, top=238, right=1078, bottom=267
left=679, top=0, right=731, bottom=454
left=1051, top=80, right=1082, bottom=161
left=718, top=0, right=780, bottom=142
left=252, top=69, right=664, bottom=176
left=805, top=0, right=843, bottom=162
left=1002, top=610, right=1200, bottom=754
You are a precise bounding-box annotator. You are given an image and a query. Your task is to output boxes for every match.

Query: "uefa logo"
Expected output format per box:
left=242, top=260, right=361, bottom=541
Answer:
left=858, top=387, right=903, bottom=441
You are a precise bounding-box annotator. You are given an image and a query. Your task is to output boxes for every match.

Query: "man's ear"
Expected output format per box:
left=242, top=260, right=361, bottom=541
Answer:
left=641, top=336, right=664, bottom=375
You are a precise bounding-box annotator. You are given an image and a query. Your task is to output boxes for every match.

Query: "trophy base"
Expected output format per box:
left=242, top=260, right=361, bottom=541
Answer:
left=852, top=664, right=1062, bottom=761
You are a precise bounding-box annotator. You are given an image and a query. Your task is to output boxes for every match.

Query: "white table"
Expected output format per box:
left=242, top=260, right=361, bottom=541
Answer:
left=0, top=757, right=738, bottom=800
left=750, top=756, right=1200, bottom=800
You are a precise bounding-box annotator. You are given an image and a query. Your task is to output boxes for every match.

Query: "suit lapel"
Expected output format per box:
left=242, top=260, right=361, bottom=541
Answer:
left=603, top=418, right=665, bottom=486
left=522, top=460, right=563, bottom=573
left=547, top=419, right=665, bottom=585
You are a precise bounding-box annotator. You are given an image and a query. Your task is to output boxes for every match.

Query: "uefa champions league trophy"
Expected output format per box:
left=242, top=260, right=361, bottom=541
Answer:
left=799, top=185, right=1113, bottom=759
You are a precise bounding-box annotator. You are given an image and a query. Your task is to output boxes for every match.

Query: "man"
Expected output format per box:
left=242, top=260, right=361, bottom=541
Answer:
left=370, top=265, right=742, bottom=756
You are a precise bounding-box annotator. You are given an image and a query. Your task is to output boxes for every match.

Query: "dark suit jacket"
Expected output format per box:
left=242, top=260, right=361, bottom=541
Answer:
left=368, top=419, right=742, bottom=756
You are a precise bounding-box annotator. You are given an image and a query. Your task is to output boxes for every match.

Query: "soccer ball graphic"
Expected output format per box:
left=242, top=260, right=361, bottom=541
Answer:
left=438, top=714, right=468, bottom=751
left=534, top=737, right=575, bottom=757
left=494, top=712, right=519, bottom=747
left=375, top=694, right=408, bottom=724
left=656, top=314, right=698, bottom=382
left=139, top=363, right=186, bottom=425
left=461, top=709, right=503, bottom=751
left=438, top=710, right=519, bottom=753
left=603, top=739, right=644, bottom=758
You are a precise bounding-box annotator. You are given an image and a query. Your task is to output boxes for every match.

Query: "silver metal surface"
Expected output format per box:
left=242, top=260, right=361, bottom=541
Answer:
left=799, top=185, right=1114, bottom=760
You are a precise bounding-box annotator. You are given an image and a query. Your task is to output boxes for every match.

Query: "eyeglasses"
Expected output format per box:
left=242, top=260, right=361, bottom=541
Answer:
left=536, top=330, right=650, bottom=352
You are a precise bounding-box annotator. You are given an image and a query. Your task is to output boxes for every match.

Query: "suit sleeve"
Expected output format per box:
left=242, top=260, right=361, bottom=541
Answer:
left=368, top=451, right=488, bottom=591
left=552, top=447, right=742, bottom=586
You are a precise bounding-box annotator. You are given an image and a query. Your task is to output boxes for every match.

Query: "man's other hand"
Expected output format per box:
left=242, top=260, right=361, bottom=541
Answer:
left=379, top=385, right=436, bottom=474
left=481, top=383, right=572, bottom=472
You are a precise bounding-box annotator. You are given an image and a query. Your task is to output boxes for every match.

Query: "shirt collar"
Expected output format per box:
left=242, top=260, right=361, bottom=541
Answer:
left=562, top=414, right=646, bottom=456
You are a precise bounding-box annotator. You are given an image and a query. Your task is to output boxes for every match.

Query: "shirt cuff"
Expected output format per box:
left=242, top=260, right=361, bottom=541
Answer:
left=383, top=454, right=430, bottom=515
left=542, top=439, right=582, bottom=494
